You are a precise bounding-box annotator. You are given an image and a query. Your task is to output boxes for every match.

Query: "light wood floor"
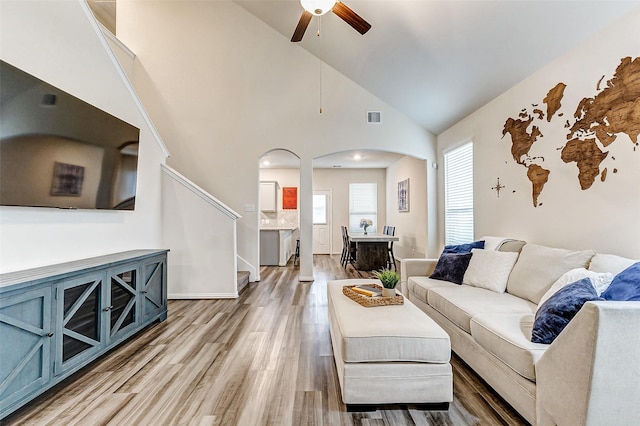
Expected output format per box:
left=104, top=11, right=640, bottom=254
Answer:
left=4, top=255, right=528, bottom=425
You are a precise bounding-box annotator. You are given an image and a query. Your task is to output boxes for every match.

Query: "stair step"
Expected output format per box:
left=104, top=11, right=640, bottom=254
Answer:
left=237, top=271, right=250, bottom=294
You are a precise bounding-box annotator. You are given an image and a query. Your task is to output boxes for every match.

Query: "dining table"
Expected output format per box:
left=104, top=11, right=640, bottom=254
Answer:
left=349, top=232, right=399, bottom=271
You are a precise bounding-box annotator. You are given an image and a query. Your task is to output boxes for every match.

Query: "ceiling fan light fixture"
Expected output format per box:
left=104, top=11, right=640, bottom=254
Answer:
left=301, top=0, right=336, bottom=16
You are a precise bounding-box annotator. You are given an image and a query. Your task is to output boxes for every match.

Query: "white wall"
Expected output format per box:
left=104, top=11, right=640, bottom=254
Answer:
left=386, top=156, right=429, bottom=259
left=437, top=9, right=640, bottom=258
left=162, top=166, right=239, bottom=298
left=116, top=0, right=436, bottom=280
left=313, top=168, right=387, bottom=254
left=0, top=1, right=167, bottom=272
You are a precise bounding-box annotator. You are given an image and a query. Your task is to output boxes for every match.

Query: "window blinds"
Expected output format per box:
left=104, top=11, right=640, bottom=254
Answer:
left=444, top=142, right=474, bottom=245
left=349, top=183, right=377, bottom=233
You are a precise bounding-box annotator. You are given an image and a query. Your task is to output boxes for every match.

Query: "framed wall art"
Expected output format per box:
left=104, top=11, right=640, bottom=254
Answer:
left=282, top=186, right=298, bottom=209
left=398, top=178, right=409, bottom=212
left=51, top=162, right=85, bottom=196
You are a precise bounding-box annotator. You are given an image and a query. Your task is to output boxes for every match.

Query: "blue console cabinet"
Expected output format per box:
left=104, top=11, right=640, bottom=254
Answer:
left=0, top=249, right=168, bottom=419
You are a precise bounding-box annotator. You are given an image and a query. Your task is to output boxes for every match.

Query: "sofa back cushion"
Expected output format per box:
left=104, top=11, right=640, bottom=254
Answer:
left=498, top=239, right=527, bottom=253
left=479, top=236, right=526, bottom=252
left=588, top=253, right=637, bottom=275
left=506, top=243, right=595, bottom=304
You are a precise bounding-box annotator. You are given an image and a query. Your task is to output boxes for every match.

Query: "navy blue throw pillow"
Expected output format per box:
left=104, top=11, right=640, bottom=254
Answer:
left=430, top=252, right=473, bottom=284
left=601, top=262, right=640, bottom=301
left=531, top=277, right=604, bottom=344
left=442, top=240, right=485, bottom=254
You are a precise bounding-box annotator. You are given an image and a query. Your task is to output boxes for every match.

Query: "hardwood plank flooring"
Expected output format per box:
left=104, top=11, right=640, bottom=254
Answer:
left=3, top=255, right=528, bottom=426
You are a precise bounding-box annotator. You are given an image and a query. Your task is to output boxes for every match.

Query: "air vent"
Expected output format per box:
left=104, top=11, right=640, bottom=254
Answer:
left=367, top=111, right=381, bottom=123
left=41, top=94, right=57, bottom=106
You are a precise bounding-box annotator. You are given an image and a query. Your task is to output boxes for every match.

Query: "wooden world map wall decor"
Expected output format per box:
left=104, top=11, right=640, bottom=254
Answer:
left=502, top=56, right=640, bottom=207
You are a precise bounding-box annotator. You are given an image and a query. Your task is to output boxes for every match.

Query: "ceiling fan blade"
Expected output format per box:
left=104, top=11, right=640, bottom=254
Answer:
left=332, top=1, right=371, bottom=35
left=291, top=11, right=313, bottom=42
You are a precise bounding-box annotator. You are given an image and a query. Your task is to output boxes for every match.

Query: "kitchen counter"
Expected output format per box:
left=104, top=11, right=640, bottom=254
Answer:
left=260, top=228, right=298, bottom=266
left=259, top=226, right=298, bottom=231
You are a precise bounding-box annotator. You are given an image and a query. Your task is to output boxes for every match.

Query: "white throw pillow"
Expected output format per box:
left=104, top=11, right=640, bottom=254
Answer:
left=463, top=248, right=519, bottom=293
left=536, top=268, right=613, bottom=312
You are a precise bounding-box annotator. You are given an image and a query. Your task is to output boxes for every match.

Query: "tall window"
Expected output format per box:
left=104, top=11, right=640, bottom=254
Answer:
left=444, top=142, right=473, bottom=245
left=349, top=183, right=377, bottom=233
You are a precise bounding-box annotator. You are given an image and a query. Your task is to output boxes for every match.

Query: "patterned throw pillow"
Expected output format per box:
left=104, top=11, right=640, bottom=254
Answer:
left=430, top=252, right=473, bottom=285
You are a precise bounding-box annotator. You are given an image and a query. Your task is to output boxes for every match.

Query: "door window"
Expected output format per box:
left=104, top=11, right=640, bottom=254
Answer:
left=313, top=194, right=327, bottom=224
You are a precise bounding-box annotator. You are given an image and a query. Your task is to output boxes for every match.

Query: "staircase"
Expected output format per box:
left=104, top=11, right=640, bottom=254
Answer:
left=237, top=271, right=250, bottom=294
left=161, top=164, right=243, bottom=298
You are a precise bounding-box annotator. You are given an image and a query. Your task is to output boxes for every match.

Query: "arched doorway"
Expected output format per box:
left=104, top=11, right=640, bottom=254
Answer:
left=258, top=149, right=301, bottom=267
left=312, top=149, right=429, bottom=261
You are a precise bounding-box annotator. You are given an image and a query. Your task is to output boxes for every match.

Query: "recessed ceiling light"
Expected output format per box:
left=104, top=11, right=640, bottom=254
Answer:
left=353, top=154, right=361, bottom=160
left=262, top=160, right=270, bottom=166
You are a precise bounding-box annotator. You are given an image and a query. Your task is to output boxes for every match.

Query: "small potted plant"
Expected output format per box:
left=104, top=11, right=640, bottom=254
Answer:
left=373, top=269, right=400, bottom=297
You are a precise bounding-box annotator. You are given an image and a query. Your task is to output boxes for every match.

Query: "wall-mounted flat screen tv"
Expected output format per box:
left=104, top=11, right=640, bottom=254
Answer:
left=0, top=60, right=140, bottom=210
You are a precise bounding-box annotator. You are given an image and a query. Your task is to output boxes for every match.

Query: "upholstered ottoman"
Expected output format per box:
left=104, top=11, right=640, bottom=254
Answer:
left=327, top=279, right=453, bottom=408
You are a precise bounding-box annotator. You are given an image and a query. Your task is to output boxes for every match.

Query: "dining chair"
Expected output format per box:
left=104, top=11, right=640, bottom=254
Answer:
left=340, top=226, right=349, bottom=267
left=294, top=238, right=300, bottom=266
left=385, top=226, right=396, bottom=271
left=343, top=227, right=357, bottom=270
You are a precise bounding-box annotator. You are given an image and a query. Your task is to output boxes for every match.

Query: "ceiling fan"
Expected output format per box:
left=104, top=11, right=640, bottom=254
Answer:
left=291, top=0, right=371, bottom=42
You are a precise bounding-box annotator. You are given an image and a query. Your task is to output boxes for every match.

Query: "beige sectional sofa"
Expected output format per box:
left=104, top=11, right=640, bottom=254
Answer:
left=401, top=239, right=640, bottom=425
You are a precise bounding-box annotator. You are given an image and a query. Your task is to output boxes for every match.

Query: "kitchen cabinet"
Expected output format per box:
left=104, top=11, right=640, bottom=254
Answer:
left=260, top=228, right=297, bottom=266
left=259, top=181, right=278, bottom=212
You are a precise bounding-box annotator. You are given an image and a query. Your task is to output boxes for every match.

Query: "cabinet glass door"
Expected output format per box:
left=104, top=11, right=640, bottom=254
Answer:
left=142, top=256, right=166, bottom=321
left=107, top=265, right=138, bottom=343
left=55, top=273, right=104, bottom=375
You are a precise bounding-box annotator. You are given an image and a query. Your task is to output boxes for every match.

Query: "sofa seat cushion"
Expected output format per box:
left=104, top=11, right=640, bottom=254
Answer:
left=428, top=286, right=536, bottom=333
left=470, top=313, right=548, bottom=381
left=407, top=276, right=459, bottom=304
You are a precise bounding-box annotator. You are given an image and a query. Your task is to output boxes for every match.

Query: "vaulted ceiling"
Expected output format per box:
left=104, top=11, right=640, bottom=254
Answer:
left=88, top=1, right=640, bottom=168
left=236, top=0, right=640, bottom=134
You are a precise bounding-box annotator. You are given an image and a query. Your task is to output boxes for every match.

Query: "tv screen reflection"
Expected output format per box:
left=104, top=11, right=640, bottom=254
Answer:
left=0, top=60, right=140, bottom=210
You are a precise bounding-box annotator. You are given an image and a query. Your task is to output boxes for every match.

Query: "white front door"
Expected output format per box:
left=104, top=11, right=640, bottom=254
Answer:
left=313, top=190, right=331, bottom=254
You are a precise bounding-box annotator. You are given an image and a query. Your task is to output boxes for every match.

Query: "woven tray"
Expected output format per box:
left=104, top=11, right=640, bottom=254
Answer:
left=342, top=284, right=404, bottom=307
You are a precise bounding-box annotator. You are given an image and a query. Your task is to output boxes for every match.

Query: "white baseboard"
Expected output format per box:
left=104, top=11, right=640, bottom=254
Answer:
left=168, top=293, right=238, bottom=299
